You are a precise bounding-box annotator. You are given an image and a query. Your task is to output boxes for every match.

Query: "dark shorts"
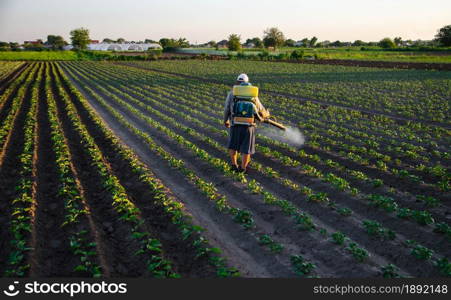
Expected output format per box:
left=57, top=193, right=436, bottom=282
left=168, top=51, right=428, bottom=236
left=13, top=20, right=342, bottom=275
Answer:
left=227, top=125, right=256, bottom=154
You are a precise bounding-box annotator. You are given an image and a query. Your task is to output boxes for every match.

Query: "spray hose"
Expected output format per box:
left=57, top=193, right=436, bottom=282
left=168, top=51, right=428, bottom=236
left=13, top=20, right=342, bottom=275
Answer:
left=263, top=116, right=286, bottom=130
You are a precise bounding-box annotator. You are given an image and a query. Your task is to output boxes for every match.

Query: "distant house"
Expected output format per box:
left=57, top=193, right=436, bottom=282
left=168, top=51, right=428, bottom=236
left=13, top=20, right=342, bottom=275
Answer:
left=23, top=40, right=42, bottom=45
left=217, top=40, right=228, bottom=48
left=243, top=42, right=255, bottom=48
left=90, top=40, right=100, bottom=44
left=294, top=41, right=304, bottom=47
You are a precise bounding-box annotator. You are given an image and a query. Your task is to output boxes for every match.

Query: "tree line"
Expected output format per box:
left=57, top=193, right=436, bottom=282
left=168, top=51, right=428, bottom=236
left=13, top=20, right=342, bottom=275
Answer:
left=1, top=25, right=450, bottom=52
left=223, top=25, right=451, bottom=51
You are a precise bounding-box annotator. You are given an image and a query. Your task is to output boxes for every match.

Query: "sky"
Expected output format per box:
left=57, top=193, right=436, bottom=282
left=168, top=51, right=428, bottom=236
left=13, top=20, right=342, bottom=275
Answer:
left=0, top=0, right=450, bottom=44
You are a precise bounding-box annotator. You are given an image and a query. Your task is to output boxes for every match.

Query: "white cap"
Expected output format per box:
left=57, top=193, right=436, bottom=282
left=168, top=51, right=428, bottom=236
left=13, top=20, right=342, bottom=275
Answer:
left=237, top=73, right=249, bottom=83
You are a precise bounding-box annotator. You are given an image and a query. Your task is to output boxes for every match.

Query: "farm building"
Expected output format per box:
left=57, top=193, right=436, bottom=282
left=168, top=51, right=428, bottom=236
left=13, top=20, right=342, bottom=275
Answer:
left=87, top=43, right=162, bottom=51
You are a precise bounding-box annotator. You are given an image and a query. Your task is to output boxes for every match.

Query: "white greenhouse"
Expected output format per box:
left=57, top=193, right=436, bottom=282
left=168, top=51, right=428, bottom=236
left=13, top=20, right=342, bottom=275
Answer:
left=87, top=43, right=162, bottom=51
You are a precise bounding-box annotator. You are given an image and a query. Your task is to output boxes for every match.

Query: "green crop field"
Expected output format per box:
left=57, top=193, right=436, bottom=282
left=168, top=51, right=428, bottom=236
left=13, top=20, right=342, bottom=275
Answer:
left=0, top=60, right=449, bottom=278
left=0, top=51, right=79, bottom=61
left=124, top=60, right=451, bottom=124
left=178, top=47, right=451, bottom=63
left=306, top=49, right=451, bottom=63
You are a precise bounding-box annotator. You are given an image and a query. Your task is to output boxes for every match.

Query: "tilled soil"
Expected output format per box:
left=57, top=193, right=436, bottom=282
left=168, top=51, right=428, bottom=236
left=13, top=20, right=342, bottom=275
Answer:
left=62, top=62, right=406, bottom=277
left=49, top=64, right=148, bottom=277
left=0, top=64, right=32, bottom=126
left=54, top=64, right=221, bottom=278
left=0, top=63, right=38, bottom=275
left=0, top=62, right=28, bottom=94
left=61, top=61, right=450, bottom=277
left=61, top=62, right=301, bottom=278
left=29, top=63, right=85, bottom=277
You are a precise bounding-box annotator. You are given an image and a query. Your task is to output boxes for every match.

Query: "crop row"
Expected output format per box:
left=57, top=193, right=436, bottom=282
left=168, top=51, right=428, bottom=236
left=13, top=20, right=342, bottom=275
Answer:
left=50, top=63, right=183, bottom=278
left=130, top=60, right=451, bottom=124
left=99, top=65, right=449, bottom=243
left=121, top=61, right=450, bottom=152
left=53, top=62, right=242, bottom=277
left=64, top=61, right=451, bottom=276
left=62, top=60, right=444, bottom=276
left=61, top=62, right=327, bottom=277
left=44, top=62, right=102, bottom=276
left=0, top=64, right=37, bottom=152
left=0, top=62, right=23, bottom=82
left=80, top=62, right=448, bottom=210
left=117, top=62, right=450, bottom=193
left=4, top=63, right=41, bottom=276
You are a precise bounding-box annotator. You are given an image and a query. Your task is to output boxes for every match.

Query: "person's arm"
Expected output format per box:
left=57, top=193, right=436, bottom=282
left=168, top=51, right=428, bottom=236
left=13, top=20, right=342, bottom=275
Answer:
left=223, top=92, right=232, bottom=127
left=254, top=97, right=270, bottom=120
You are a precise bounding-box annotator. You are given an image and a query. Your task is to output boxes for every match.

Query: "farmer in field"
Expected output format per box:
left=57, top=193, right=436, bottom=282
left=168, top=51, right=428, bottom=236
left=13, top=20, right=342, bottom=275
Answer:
left=224, top=73, right=269, bottom=173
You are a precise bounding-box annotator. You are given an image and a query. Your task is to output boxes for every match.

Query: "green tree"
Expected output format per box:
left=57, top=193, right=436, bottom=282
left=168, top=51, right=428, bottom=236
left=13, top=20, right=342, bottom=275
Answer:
left=245, top=38, right=260, bottom=47
left=47, top=35, right=66, bottom=49
left=176, top=37, right=190, bottom=48
left=330, top=40, right=343, bottom=47
left=379, top=37, right=396, bottom=49
left=352, top=40, right=366, bottom=46
left=117, top=38, right=126, bottom=43
left=159, top=38, right=173, bottom=48
left=394, top=37, right=403, bottom=46
left=228, top=34, right=241, bottom=51
left=159, top=37, right=189, bottom=49
left=435, top=25, right=451, bottom=46
left=9, top=42, right=19, bottom=50
left=248, top=37, right=262, bottom=48
left=300, top=38, right=309, bottom=47
left=70, top=27, right=90, bottom=50
left=263, top=27, right=285, bottom=49
left=102, top=38, right=114, bottom=43
left=285, top=39, right=295, bottom=47
left=0, top=41, right=10, bottom=50
left=309, top=36, right=318, bottom=47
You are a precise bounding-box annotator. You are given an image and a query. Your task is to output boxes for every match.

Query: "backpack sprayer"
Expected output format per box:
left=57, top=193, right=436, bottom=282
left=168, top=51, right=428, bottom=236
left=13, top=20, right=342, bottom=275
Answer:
left=232, top=85, right=286, bottom=131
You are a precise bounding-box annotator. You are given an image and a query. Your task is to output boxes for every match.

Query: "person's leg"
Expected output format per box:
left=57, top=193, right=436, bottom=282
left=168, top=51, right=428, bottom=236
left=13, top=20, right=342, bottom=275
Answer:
left=227, top=125, right=239, bottom=169
left=239, top=126, right=255, bottom=171
left=241, top=153, right=251, bottom=169
left=229, top=149, right=238, bottom=167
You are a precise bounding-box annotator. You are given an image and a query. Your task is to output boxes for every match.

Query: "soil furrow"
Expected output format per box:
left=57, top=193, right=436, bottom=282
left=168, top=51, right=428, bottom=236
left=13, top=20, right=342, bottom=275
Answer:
left=29, top=63, right=78, bottom=277
left=60, top=62, right=304, bottom=278
left=0, top=64, right=39, bottom=275
left=0, top=62, right=28, bottom=94
left=0, top=64, right=32, bottom=126
left=70, top=63, right=450, bottom=261
left=54, top=63, right=220, bottom=278
left=82, top=62, right=450, bottom=170
left=49, top=64, right=146, bottom=277
left=115, top=95, right=442, bottom=276
left=101, top=64, right=449, bottom=188
left=73, top=65, right=450, bottom=220
left=62, top=62, right=385, bottom=277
